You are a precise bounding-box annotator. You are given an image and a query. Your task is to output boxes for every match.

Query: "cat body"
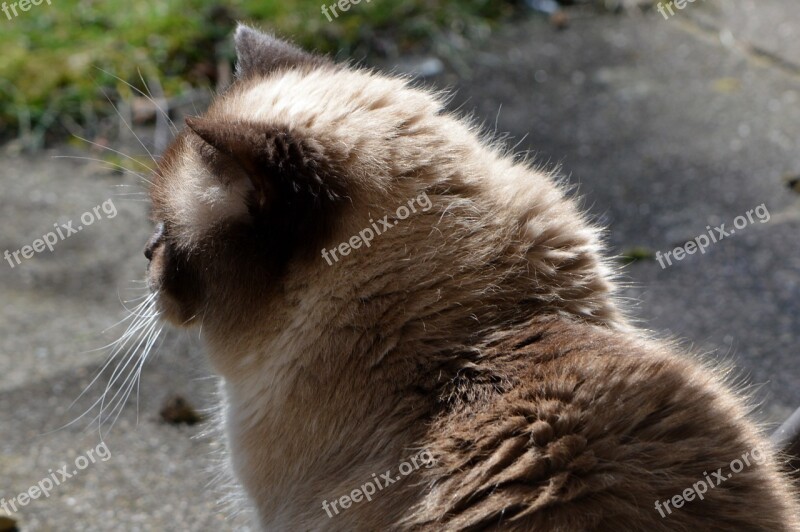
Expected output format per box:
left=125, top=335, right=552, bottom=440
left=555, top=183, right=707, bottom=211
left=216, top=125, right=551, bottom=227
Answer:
left=144, top=25, right=800, bottom=530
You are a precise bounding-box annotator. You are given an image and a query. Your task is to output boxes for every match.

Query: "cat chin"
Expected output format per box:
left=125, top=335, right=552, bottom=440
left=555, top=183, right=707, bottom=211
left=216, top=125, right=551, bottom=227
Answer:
left=154, top=292, right=199, bottom=327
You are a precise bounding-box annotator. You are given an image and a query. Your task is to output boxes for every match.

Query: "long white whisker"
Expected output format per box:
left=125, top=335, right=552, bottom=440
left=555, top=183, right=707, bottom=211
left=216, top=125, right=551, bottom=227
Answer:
left=103, top=92, right=159, bottom=167
left=67, top=134, right=155, bottom=175
left=98, top=315, right=160, bottom=423
left=94, top=66, right=179, bottom=135
left=139, top=70, right=176, bottom=155
left=97, top=292, right=158, bottom=336
left=70, top=296, right=159, bottom=409
left=58, top=310, right=154, bottom=432
left=119, top=292, right=153, bottom=304
left=118, top=291, right=160, bottom=316
left=101, top=319, right=162, bottom=432
left=106, top=324, right=163, bottom=434
left=50, top=155, right=150, bottom=183
left=84, top=300, right=157, bottom=401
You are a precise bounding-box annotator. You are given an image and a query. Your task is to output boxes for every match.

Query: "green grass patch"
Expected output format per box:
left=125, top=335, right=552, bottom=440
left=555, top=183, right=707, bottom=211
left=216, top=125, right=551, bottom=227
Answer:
left=619, top=246, right=656, bottom=265
left=0, top=0, right=518, bottom=146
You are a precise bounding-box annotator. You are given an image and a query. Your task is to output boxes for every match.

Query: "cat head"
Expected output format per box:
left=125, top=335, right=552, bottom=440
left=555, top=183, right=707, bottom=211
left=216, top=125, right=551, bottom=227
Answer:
left=145, top=25, right=623, bottom=369
left=145, top=25, right=441, bottom=326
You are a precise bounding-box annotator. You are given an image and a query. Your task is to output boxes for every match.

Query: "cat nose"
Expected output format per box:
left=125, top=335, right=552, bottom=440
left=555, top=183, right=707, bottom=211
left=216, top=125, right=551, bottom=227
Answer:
left=144, top=222, right=165, bottom=261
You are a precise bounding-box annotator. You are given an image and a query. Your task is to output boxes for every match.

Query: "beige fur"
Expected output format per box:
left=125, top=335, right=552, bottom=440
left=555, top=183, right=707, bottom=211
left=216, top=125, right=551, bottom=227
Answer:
left=143, top=26, right=800, bottom=530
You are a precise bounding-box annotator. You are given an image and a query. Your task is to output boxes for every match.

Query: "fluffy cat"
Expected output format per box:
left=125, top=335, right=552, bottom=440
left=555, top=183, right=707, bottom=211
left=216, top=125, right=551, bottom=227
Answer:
left=143, top=25, right=800, bottom=530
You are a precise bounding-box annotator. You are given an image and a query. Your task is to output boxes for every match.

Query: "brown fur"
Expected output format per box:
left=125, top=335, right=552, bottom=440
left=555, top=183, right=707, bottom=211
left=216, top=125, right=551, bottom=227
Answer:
left=143, top=25, right=800, bottom=530
left=413, top=316, right=798, bottom=531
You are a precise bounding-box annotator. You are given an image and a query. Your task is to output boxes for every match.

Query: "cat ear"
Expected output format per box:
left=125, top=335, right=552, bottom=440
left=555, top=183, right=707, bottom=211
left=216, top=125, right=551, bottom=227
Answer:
left=184, top=116, right=346, bottom=212
left=234, top=24, right=324, bottom=79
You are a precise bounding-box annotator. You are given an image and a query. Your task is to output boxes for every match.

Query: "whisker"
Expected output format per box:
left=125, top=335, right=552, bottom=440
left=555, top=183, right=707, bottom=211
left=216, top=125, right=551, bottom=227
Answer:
left=71, top=297, right=158, bottom=409
left=100, top=91, right=159, bottom=168
left=120, top=293, right=153, bottom=304
left=98, top=292, right=158, bottom=335
left=94, top=66, right=179, bottom=136
left=97, top=316, right=161, bottom=428
left=133, top=329, right=166, bottom=426
left=105, top=324, right=163, bottom=434
left=51, top=155, right=151, bottom=184
left=68, top=134, right=155, bottom=174
left=100, top=318, right=162, bottom=432
left=138, top=70, right=175, bottom=155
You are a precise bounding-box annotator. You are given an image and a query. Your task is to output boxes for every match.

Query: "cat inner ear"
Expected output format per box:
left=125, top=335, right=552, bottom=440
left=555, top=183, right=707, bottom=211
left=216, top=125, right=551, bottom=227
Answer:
left=234, top=25, right=326, bottom=79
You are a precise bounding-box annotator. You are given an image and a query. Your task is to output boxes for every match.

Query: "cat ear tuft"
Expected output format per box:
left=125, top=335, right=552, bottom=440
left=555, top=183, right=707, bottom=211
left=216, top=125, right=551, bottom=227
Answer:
left=185, top=116, right=347, bottom=210
left=233, top=24, right=324, bottom=79
left=185, top=116, right=259, bottom=175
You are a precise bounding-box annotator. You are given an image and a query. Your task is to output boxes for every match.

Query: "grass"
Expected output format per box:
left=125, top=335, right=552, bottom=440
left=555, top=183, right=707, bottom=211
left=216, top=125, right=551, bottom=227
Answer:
left=0, top=0, right=517, bottom=147
left=620, top=246, right=656, bottom=265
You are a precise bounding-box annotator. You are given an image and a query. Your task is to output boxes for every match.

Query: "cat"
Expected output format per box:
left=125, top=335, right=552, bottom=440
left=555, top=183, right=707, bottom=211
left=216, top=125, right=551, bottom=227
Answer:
left=143, top=24, right=800, bottom=530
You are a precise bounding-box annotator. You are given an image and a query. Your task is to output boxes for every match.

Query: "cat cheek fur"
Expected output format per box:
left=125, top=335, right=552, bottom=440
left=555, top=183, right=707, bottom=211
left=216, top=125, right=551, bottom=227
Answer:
left=147, top=242, right=206, bottom=326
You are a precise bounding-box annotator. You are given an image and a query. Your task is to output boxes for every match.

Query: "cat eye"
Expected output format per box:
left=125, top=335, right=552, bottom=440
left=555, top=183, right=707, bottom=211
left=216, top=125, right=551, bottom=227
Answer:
left=144, top=222, right=165, bottom=261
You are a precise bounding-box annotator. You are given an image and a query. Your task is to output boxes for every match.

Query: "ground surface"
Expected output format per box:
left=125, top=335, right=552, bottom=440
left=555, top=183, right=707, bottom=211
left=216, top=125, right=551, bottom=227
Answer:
left=1, top=1, right=799, bottom=530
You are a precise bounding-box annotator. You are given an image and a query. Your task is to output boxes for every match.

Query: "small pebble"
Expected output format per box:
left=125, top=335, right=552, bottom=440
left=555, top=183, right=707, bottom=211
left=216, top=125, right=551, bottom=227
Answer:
left=550, top=11, right=570, bottom=30
left=160, top=395, right=202, bottom=426
left=783, top=174, right=800, bottom=194
left=0, top=515, right=19, bottom=532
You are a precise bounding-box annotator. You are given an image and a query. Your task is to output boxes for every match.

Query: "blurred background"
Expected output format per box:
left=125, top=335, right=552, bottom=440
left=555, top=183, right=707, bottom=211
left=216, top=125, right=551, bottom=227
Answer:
left=1, top=0, right=799, bottom=530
